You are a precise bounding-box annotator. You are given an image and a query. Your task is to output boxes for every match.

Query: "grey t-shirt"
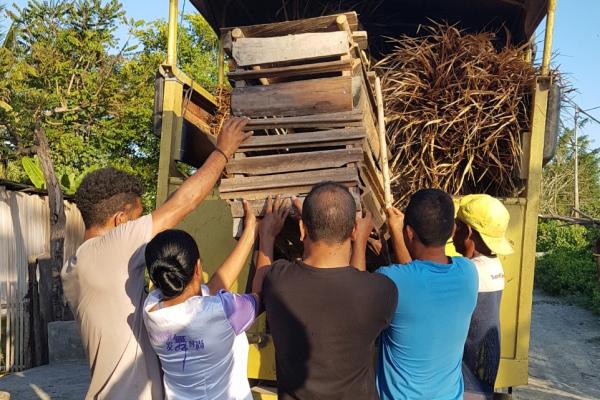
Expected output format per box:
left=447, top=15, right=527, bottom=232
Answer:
left=61, top=215, right=163, bottom=399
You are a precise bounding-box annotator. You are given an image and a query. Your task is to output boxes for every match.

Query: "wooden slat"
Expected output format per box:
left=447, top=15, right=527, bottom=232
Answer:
left=232, top=76, right=352, bottom=118
left=238, top=128, right=365, bottom=152
left=220, top=12, right=359, bottom=39
left=232, top=31, right=349, bottom=67
left=229, top=197, right=301, bottom=218
left=361, top=189, right=386, bottom=230
left=226, top=148, right=363, bottom=175
left=183, top=99, right=212, bottom=135
left=352, top=31, right=368, bottom=50
left=227, top=59, right=352, bottom=81
left=220, top=167, right=358, bottom=193
left=228, top=189, right=362, bottom=218
left=221, top=185, right=317, bottom=201
left=244, top=110, right=363, bottom=130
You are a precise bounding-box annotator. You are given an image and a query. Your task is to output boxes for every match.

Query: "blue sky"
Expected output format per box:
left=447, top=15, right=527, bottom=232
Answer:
left=7, top=0, right=600, bottom=145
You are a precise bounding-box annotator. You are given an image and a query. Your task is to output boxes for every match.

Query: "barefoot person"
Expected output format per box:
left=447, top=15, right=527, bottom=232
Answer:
left=61, top=118, right=251, bottom=399
left=142, top=200, right=287, bottom=400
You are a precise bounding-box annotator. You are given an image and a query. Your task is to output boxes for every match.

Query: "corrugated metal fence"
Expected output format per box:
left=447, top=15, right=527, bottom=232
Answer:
left=0, top=186, right=84, bottom=372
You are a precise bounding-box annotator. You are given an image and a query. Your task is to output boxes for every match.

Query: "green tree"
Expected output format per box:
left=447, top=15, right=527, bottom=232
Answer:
left=0, top=1, right=221, bottom=208
left=541, top=127, right=600, bottom=216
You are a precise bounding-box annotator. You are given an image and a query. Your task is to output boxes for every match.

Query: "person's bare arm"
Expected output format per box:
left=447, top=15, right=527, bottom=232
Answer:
left=350, top=211, right=374, bottom=271
left=207, top=200, right=257, bottom=294
left=151, top=118, right=252, bottom=236
left=253, top=196, right=289, bottom=294
left=387, top=207, right=412, bottom=264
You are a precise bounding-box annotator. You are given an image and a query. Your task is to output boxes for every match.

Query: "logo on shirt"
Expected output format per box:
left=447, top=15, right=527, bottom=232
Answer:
left=165, top=334, right=205, bottom=352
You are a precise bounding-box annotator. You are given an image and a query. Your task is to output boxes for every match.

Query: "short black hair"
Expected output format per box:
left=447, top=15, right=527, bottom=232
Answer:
left=405, top=188, right=455, bottom=246
left=302, top=181, right=356, bottom=244
left=145, top=229, right=199, bottom=299
left=76, top=167, right=144, bottom=228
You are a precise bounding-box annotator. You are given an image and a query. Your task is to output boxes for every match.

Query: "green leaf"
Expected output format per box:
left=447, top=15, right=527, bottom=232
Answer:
left=22, top=156, right=46, bottom=189
left=0, top=100, right=12, bottom=112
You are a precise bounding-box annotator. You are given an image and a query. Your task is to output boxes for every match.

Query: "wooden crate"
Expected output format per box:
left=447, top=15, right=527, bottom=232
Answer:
left=219, top=13, right=387, bottom=237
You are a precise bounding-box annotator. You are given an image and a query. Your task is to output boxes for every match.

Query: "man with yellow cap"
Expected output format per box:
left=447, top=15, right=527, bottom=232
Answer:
left=453, top=194, right=514, bottom=400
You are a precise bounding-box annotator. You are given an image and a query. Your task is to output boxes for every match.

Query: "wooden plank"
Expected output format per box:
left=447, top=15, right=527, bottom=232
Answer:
left=221, top=185, right=317, bottom=201
left=244, top=110, right=363, bottom=130
left=220, top=12, right=359, bottom=39
left=232, top=76, right=352, bottom=118
left=227, top=59, right=352, bottom=81
left=183, top=99, right=212, bottom=136
left=361, top=188, right=386, bottom=230
left=227, top=148, right=363, bottom=175
left=352, top=31, right=368, bottom=50
left=228, top=188, right=362, bottom=218
left=220, top=167, right=358, bottom=193
left=238, top=128, right=365, bottom=151
left=232, top=31, right=349, bottom=67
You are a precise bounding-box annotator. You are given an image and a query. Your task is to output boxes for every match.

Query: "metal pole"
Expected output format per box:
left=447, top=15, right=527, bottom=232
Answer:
left=166, top=0, right=179, bottom=66
left=574, top=108, right=579, bottom=216
left=541, top=0, right=557, bottom=76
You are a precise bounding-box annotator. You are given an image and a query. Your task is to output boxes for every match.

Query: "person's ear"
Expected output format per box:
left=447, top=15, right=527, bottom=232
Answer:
left=299, top=220, right=306, bottom=242
left=451, top=223, right=458, bottom=239
left=405, top=224, right=415, bottom=242
left=112, top=211, right=127, bottom=227
left=465, top=224, right=472, bottom=240
left=350, top=221, right=358, bottom=241
left=195, top=259, right=202, bottom=278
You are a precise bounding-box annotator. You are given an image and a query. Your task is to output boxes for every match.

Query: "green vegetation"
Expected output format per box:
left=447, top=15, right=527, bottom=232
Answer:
left=0, top=0, right=220, bottom=209
left=537, top=128, right=600, bottom=314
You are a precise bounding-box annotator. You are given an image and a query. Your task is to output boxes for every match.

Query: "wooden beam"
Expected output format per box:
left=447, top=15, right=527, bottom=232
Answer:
left=352, top=31, right=368, bottom=50
left=232, top=31, right=349, bottom=67
left=226, top=148, right=363, bottom=175
left=231, top=76, right=353, bottom=118
left=220, top=167, right=358, bottom=193
left=243, top=110, right=363, bottom=130
left=227, top=59, right=352, bottom=81
left=238, top=128, right=365, bottom=151
left=220, top=12, right=359, bottom=39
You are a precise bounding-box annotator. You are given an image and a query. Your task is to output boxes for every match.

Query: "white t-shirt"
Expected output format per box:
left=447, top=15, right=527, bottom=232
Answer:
left=471, top=255, right=505, bottom=293
left=143, top=285, right=257, bottom=400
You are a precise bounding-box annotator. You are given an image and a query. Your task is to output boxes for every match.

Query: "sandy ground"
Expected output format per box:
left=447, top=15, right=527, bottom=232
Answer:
left=513, top=291, right=600, bottom=400
left=0, top=291, right=599, bottom=399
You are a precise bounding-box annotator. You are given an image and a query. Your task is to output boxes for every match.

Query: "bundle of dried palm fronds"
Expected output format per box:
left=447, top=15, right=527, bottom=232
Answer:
left=210, top=85, right=231, bottom=136
left=377, top=23, right=536, bottom=206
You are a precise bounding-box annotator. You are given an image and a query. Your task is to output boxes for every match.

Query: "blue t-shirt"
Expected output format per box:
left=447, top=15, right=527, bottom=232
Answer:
left=376, top=257, right=478, bottom=400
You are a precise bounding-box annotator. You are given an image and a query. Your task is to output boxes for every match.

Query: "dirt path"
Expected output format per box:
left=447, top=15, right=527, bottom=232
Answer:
left=514, top=291, right=600, bottom=400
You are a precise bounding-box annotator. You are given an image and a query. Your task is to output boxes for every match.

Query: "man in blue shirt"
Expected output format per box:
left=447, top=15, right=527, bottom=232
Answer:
left=377, top=188, right=478, bottom=400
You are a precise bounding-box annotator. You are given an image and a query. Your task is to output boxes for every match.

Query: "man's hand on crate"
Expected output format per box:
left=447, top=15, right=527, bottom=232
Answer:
left=259, top=195, right=290, bottom=242
left=216, top=117, right=252, bottom=161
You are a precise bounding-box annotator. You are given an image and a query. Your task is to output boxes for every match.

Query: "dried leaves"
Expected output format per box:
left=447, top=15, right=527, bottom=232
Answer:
left=209, top=85, right=231, bottom=136
left=377, top=23, right=536, bottom=206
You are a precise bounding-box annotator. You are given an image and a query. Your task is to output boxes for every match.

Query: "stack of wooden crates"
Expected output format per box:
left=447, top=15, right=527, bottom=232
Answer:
left=219, top=13, right=387, bottom=237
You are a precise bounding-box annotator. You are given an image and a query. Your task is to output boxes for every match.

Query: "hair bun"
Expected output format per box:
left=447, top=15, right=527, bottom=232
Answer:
left=149, top=256, right=186, bottom=298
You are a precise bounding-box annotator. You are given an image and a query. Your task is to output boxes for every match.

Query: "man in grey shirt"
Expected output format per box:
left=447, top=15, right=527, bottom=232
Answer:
left=61, top=118, right=251, bottom=399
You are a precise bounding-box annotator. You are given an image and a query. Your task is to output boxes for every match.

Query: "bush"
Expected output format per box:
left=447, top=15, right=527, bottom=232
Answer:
left=537, top=220, right=590, bottom=253
left=536, top=221, right=600, bottom=314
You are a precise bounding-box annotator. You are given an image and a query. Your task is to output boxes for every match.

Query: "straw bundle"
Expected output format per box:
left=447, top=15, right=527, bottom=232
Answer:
left=209, top=85, right=231, bottom=136
left=377, top=23, right=536, bottom=206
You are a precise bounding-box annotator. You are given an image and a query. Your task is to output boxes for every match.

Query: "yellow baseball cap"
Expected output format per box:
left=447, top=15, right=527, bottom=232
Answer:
left=456, top=194, right=514, bottom=255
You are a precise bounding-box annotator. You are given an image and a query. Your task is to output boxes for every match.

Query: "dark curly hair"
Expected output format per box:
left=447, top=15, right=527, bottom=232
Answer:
left=76, top=167, right=144, bottom=228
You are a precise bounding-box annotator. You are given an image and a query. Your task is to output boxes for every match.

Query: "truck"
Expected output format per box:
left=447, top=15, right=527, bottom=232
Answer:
left=153, top=0, right=559, bottom=398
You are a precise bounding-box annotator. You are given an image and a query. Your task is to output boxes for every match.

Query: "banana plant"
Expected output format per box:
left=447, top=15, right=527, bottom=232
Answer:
left=21, top=156, right=96, bottom=195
